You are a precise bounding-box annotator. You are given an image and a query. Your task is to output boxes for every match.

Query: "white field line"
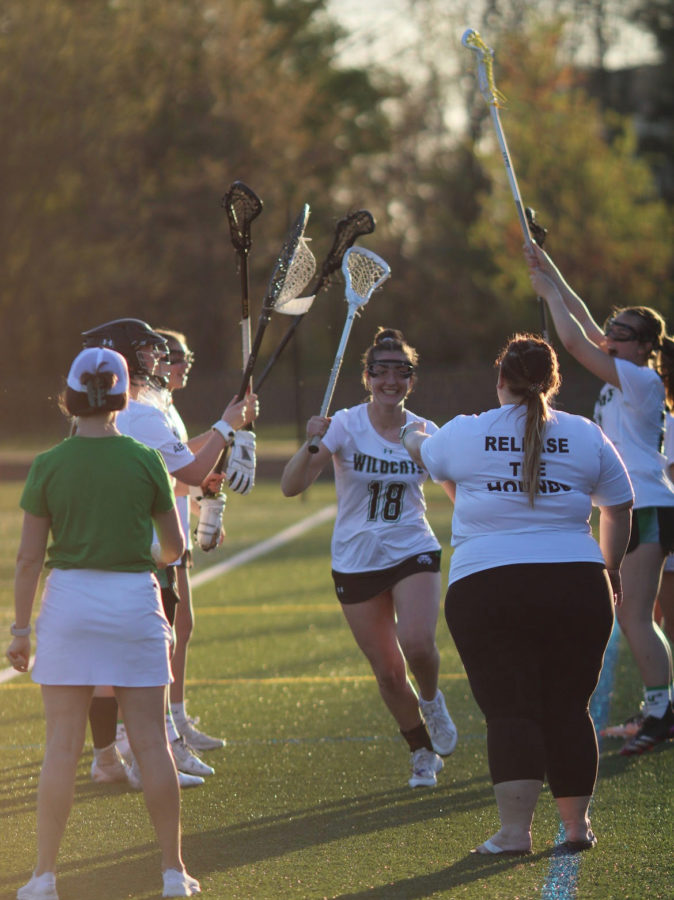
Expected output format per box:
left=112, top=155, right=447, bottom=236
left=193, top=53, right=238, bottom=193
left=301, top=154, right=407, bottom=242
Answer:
left=0, top=504, right=337, bottom=685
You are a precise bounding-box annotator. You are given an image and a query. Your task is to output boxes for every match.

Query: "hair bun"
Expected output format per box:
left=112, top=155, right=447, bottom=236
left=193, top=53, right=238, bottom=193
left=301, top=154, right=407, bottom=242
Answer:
left=374, top=327, right=404, bottom=345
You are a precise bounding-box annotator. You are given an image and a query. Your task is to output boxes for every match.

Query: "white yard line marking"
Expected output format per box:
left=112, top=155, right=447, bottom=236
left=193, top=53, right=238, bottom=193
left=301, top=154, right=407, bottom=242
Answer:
left=0, top=505, right=337, bottom=685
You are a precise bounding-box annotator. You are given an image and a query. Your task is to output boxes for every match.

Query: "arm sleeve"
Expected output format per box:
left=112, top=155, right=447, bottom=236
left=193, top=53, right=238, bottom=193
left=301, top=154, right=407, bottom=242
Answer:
left=132, top=406, right=196, bottom=474
left=615, top=358, right=665, bottom=417
left=320, top=409, right=348, bottom=455
left=20, top=456, right=50, bottom=518
left=591, top=431, right=635, bottom=507
left=420, top=420, right=455, bottom=482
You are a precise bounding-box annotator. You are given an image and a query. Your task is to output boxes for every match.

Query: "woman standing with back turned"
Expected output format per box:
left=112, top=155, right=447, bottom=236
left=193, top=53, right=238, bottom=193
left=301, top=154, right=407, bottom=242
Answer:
left=402, top=334, right=633, bottom=854
left=6, top=347, right=200, bottom=899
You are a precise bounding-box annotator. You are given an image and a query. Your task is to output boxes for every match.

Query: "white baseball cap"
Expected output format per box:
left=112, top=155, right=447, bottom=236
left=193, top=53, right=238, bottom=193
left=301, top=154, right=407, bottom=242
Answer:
left=66, top=347, right=129, bottom=396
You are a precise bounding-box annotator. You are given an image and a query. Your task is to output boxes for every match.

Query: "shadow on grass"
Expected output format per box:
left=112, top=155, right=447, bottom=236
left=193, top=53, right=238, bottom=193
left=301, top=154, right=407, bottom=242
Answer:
left=332, top=850, right=553, bottom=899
left=1, top=776, right=498, bottom=899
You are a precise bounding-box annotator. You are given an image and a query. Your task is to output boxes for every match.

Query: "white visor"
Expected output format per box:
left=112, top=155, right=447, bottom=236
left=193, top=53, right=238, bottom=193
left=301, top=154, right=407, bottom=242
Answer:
left=67, top=347, right=129, bottom=396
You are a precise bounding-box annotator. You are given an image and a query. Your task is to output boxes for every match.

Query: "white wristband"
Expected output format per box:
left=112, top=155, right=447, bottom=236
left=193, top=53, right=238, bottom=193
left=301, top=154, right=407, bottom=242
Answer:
left=212, top=420, right=236, bottom=445
left=11, top=622, right=31, bottom=637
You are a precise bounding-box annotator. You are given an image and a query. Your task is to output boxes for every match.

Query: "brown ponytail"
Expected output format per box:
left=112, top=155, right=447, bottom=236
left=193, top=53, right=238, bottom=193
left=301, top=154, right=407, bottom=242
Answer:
left=495, top=334, right=561, bottom=506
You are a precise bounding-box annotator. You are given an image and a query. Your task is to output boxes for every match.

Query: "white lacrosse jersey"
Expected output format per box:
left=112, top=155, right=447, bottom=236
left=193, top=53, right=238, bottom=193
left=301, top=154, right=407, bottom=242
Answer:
left=593, top=358, right=674, bottom=509
left=117, top=398, right=195, bottom=562
left=321, top=403, right=441, bottom=573
left=420, top=404, right=634, bottom=586
left=117, top=399, right=195, bottom=475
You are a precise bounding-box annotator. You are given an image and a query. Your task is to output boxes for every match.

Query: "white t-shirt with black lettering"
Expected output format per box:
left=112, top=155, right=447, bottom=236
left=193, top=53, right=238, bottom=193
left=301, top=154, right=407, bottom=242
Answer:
left=420, top=404, right=633, bottom=586
left=321, top=404, right=441, bottom=573
left=593, top=358, right=674, bottom=508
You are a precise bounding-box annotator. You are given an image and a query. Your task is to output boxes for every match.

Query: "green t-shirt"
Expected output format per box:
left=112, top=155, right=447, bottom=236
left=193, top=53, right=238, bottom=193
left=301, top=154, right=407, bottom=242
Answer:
left=20, top=435, right=175, bottom=572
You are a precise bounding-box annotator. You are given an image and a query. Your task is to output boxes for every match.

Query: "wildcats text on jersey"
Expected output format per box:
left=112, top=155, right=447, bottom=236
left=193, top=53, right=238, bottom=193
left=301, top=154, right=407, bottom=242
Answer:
left=352, top=453, right=424, bottom=476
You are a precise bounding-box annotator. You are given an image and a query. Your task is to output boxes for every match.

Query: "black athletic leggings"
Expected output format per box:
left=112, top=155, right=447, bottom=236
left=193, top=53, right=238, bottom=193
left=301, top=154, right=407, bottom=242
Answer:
left=446, top=562, right=613, bottom=798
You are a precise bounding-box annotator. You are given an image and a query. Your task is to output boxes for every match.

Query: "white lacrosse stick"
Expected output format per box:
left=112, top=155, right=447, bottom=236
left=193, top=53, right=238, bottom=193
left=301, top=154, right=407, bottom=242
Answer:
left=274, top=237, right=317, bottom=316
left=308, top=246, right=391, bottom=453
left=462, top=28, right=549, bottom=339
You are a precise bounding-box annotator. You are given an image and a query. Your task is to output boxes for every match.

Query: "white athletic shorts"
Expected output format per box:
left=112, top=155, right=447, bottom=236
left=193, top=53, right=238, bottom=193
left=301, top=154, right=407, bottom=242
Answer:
left=32, top=568, right=173, bottom=687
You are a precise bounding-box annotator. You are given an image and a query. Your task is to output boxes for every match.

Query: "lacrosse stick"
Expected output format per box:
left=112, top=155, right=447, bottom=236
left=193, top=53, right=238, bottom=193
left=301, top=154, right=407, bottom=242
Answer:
left=254, top=209, right=376, bottom=392
left=234, top=203, right=316, bottom=403
left=221, top=181, right=263, bottom=376
left=209, top=205, right=315, bottom=488
left=462, top=28, right=549, bottom=340
left=308, top=246, right=391, bottom=453
left=525, top=206, right=550, bottom=340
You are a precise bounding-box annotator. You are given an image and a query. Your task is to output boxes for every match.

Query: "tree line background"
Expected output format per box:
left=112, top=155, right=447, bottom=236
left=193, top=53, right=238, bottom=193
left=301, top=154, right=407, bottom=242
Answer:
left=1, top=0, right=672, bottom=436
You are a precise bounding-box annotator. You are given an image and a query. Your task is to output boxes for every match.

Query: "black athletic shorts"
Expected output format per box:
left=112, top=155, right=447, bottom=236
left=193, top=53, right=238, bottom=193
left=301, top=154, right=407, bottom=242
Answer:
left=627, top=506, right=674, bottom=554
left=160, top=565, right=180, bottom=625
left=177, top=549, right=193, bottom=570
left=332, top=550, right=441, bottom=605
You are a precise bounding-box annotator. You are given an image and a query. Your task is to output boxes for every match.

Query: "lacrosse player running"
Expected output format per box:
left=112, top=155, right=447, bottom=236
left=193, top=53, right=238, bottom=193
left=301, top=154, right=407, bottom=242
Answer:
left=82, top=319, right=258, bottom=789
left=401, top=334, right=633, bottom=855
left=6, top=347, right=201, bottom=899
left=526, top=245, right=674, bottom=755
left=281, top=327, right=458, bottom=788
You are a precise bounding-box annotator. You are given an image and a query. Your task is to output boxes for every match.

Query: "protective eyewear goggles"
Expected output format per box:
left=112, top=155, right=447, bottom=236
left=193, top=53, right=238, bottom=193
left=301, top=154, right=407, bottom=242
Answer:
left=168, top=350, right=195, bottom=367
left=367, top=359, right=416, bottom=379
left=603, top=318, right=642, bottom=343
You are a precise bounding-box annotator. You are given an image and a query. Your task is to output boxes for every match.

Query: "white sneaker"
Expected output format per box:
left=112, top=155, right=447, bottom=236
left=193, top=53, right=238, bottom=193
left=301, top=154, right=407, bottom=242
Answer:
left=17, top=871, right=58, bottom=900
left=126, top=754, right=204, bottom=790
left=408, top=747, right=444, bottom=788
left=90, top=743, right=130, bottom=784
left=170, top=737, right=215, bottom=777
left=420, top=690, right=458, bottom=756
left=115, top=722, right=132, bottom=762
left=162, top=868, right=201, bottom=897
left=178, top=716, right=225, bottom=752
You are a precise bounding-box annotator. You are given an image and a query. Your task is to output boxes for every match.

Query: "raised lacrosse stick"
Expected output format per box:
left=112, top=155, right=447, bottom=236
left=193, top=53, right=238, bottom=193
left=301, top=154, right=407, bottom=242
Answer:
left=308, top=246, right=391, bottom=453
left=235, top=203, right=316, bottom=402
left=221, top=181, right=263, bottom=378
left=462, top=28, right=549, bottom=340
left=526, top=206, right=550, bottom=340
left=208, top=205, right=315, bottom=488
left=254, top=209, right=376, bottom=392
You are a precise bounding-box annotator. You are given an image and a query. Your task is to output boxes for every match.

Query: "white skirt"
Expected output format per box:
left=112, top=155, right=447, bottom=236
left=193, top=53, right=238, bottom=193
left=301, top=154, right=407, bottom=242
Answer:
left=32, top=569, right=173, bottom=687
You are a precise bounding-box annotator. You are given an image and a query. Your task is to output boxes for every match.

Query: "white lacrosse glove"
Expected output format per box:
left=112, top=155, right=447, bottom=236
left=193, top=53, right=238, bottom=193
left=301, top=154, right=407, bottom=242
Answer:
left=225, top=430, right=256, bottom=495
left=195, top=494, right=226, bottom=552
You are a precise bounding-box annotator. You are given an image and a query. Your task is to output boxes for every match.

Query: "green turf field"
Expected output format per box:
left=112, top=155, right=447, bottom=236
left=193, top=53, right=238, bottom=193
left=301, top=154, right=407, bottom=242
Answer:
left=0, top=478, right=672, bottom=899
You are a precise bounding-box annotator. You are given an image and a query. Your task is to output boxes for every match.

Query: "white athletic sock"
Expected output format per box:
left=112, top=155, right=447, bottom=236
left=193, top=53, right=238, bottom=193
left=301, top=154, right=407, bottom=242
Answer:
left=643, top=686, right=670, bottom=718
left=93, top=741, right=115, bottom=758
left=170, top=702, right=187, bottom=727
left=165, top=711, right=180, bottom=743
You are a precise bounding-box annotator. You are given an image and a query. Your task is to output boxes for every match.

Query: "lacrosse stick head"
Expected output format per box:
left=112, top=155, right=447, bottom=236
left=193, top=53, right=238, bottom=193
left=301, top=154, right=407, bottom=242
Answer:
left=313, top=210, right=376, bottom=291
left=461, top=28, right=506, bottom=108
left=220, top=181, right=263, bottom=253
left=342, top=246, right=391, bottom=310
left=274, top=236, right=317, bottom=316
left=264, top=203, right=311, bottom=313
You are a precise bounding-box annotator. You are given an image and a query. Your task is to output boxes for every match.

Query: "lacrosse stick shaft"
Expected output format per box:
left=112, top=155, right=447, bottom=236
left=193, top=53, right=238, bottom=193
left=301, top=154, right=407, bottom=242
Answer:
left=488, top=105, right=549, bottom=340
left=239, top=255, right=252, bottom=368
left=254, top=317, right=300, bottom=392
left=464, top=29, right=549, bottom=342
left=307, top=311, right=357, bottom=453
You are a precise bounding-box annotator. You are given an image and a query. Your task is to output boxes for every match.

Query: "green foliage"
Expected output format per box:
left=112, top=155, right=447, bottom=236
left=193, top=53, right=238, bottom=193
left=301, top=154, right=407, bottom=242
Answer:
left=469, top=23, right=673, bottom=333
left=0, top=0, right=394, bottom=380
